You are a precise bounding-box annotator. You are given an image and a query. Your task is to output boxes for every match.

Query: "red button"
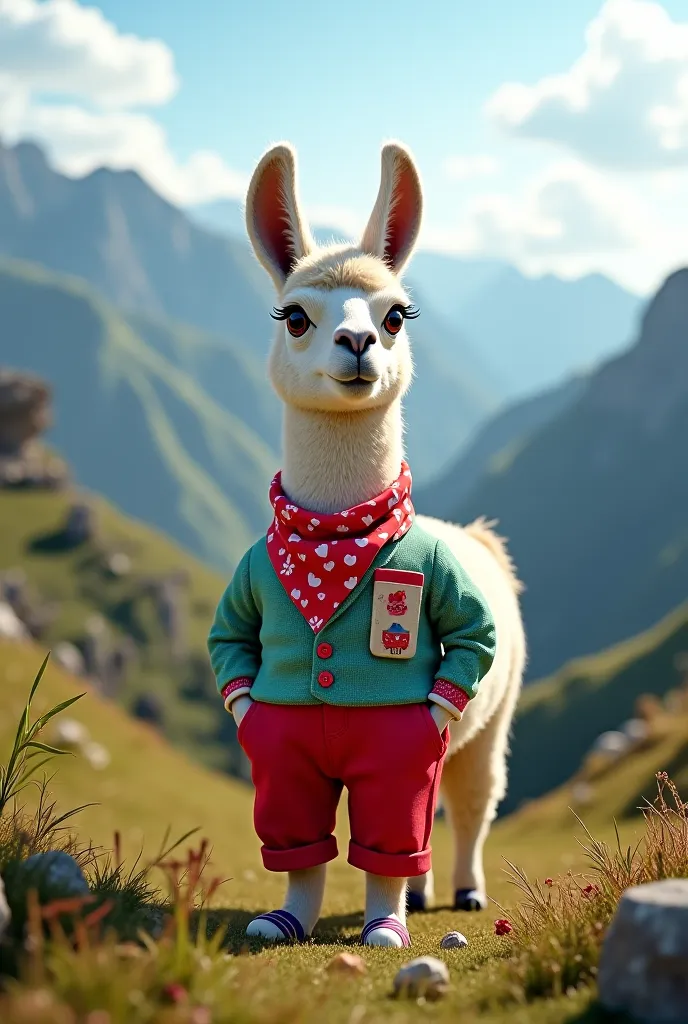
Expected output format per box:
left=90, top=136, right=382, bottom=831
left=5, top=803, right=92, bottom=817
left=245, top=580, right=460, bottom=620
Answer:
left=318, top=670, right=334, bottom=688
left=317, top=642, right=333, bottom=659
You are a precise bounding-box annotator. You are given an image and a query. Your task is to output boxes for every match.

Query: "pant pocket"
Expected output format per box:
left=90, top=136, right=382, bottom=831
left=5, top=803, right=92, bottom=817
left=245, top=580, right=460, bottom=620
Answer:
left=237, top=699, right=260, bottom=752
left=419, top=703, right=448, bottom=761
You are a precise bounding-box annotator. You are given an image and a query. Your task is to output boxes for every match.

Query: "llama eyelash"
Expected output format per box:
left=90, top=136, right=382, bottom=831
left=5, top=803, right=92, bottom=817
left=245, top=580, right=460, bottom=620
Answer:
left=271, top=305, right=318, bottom=327
left=401, top=304, right=420, bottom=319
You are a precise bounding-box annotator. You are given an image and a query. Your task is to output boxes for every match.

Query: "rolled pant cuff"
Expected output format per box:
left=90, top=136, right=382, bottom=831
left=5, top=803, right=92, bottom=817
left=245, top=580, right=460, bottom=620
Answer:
left=261, top=835, right=338, bottom=872
left=348, top=840, right=433, bottom=877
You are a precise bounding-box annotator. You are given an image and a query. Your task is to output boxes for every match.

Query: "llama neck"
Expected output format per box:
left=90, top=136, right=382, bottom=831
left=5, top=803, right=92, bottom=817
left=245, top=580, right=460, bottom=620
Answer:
left=281, top=402, right=404, bottom=514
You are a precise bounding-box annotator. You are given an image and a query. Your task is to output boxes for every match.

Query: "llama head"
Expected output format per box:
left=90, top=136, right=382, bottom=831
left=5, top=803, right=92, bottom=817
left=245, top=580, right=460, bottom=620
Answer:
left=245, top=141, right=423, bottom=414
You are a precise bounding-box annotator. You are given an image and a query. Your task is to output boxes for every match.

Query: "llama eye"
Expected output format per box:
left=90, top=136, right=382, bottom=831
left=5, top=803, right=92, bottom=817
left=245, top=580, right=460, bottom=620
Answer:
left=286, top=307, right=311, bottom=338
left=383, top=307, right=405, bottom=336
left=271, top=303, right=316, bottom=336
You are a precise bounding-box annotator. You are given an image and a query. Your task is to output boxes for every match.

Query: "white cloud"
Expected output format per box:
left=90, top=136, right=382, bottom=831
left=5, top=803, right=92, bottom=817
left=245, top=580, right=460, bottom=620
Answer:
left=418, top=159, right=683, bottom=293
left=442, top=154, right=498, bottom=181
left=0, top=0, right=176, bottom=107
left=488, top=0, right=688, bottom=170
left=0, top=0, right=246, bottom=205
left=462, top=161, right=649, bottom=257
left=1, top=100, right=248, bottom=204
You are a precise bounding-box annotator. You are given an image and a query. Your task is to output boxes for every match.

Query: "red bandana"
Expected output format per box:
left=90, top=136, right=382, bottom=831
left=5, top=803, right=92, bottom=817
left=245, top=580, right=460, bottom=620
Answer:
left=267, top=462, right=415, bottom=633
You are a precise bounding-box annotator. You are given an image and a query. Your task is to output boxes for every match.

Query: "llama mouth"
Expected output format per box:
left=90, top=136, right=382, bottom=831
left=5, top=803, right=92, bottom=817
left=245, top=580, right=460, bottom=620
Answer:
left=329, top=374, right=378, bottom=390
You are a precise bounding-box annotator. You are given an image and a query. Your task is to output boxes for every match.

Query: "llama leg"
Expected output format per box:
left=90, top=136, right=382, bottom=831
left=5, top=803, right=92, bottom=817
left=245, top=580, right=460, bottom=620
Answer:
left=406, top=867, right=435, bottom=912
left=246, top=864, right=327, bottom=940
left=362, top=873, right=408, bottom=947
left=440, top=707, right=512, bottom=911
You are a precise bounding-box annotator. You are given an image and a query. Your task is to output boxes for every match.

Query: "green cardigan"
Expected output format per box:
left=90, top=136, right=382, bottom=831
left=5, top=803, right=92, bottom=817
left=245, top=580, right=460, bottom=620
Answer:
left=208, top=522, right=496, bottom=707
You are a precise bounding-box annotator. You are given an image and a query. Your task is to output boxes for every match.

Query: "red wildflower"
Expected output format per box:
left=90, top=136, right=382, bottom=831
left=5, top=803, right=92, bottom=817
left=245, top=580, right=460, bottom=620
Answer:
left=544, top=878, right=553, bottom=887
left=581, top=884, right=600, bottom=898
left=494, top=918, right=512, bottom=936
left=162, top=983, right=188, bottom=1005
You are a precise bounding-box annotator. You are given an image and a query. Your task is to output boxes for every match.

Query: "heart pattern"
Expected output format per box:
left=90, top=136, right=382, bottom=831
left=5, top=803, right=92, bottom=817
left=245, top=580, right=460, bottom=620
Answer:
left=266, top=461, right=415, bottom=632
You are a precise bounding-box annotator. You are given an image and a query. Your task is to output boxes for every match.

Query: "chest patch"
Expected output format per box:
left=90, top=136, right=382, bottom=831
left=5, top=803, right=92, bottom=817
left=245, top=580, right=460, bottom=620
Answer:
left=369, top=569, right=424, bottom=659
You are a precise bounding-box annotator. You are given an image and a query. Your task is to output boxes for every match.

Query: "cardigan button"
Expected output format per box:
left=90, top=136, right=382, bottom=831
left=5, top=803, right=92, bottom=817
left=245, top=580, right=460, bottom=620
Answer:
left=317, top=670, right=334, bottom=688
left=317, top=642, right=333, bottom=659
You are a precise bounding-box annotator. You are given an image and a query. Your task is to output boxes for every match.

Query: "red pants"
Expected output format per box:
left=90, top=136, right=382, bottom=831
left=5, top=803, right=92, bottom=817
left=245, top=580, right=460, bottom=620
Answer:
left=237, top=702, right=449, bottom=876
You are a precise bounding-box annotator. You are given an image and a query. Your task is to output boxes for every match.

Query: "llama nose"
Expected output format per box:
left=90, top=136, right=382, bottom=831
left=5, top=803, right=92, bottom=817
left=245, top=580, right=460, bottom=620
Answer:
left=334, top=328, right=377, bottom=355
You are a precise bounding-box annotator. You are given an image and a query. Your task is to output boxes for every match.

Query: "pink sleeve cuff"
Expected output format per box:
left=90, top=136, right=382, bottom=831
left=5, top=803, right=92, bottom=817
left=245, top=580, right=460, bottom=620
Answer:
left=429, top=679, right=470, bottom=719
left=221, top=677, right=253, bottom=708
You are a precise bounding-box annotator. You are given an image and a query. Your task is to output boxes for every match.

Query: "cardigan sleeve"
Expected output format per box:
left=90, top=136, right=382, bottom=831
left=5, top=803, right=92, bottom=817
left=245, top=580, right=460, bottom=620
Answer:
left=207, top=545, right=262, bottom=699
left=426, top=538, right=496, bottom=708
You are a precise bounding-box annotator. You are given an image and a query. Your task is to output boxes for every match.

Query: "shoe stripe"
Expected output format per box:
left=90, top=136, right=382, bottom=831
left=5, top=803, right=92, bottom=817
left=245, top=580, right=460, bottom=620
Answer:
left=254, top=912, right=296, bottom=940
left=361, top=917, right=411, bottom=947
left=254, top=910, right=305, bottom=941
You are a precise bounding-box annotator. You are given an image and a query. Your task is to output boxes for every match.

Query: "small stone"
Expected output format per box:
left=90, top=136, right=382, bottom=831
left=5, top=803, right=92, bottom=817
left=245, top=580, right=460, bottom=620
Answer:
left=0, top=873, right=11, bottom=940
left=598, top=878, right=688, bottom=1023
left=393, top=956, right=450, bottom=1000
left=440, top=930, right=468, bottom=950
left=106, top=552, right=131, bottom=577
left=53, top=642, right=86, bottom=677
left=83, top=741, right=110, bottom=770
left=52, top=717, right=89, bottom=750
left=325, top=952, right=367, bottom=977
left=0, top=601, right=27, bottom=640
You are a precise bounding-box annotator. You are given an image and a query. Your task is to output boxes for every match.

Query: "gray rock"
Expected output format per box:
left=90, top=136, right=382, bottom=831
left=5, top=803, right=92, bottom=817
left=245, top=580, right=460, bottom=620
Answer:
left=16, top=851, right=90, bottom=905
left=598, top=878, right=688, bottom=1023
left=0, top=874, right=10, bottom=940
left=393, top=956, right=450, bottom=1000
left=440, top=930, right=468, bottom=950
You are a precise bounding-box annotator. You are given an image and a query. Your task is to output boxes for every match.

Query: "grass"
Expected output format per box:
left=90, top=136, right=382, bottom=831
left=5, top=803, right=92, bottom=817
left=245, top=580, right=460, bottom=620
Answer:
left=1, top=641, right=687, bottom=1021
left=494, top=772, right=688, bottom=1004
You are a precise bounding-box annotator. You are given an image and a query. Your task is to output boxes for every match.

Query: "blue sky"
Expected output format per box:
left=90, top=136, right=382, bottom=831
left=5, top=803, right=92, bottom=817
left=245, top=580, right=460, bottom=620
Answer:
left=2, top=0, right=688, bottom=293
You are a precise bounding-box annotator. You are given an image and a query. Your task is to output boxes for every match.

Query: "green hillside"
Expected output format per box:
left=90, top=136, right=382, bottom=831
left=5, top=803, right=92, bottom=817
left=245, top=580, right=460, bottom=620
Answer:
left=0, top=486, right=244, bottom=776
left=1, top=638, right=686, bottom=1022
left=0, top=256, right=277, bottom=573
left=504, top=600, right=688, bottom=814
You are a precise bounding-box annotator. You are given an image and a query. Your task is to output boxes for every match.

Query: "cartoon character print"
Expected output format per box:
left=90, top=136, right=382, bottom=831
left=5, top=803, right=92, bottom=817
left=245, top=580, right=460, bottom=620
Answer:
left=382, top=622, right=410, bottom=655
left=386, top=589, right=407, bottom=616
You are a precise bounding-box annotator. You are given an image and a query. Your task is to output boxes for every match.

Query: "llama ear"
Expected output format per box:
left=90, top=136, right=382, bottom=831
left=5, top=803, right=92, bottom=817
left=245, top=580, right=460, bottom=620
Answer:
left=360, top=142, right=423, bottom=275
left=245, top=143, right=314, bottom=290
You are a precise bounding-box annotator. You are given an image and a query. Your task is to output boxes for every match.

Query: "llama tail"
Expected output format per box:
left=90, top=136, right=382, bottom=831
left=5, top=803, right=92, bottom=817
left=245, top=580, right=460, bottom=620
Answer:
left=464, top=516, right=524, bottom=595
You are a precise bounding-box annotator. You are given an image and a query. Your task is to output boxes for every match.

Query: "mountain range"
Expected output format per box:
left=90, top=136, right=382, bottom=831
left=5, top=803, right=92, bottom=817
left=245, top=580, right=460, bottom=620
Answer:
left=419, top=268, right=688, bottom=681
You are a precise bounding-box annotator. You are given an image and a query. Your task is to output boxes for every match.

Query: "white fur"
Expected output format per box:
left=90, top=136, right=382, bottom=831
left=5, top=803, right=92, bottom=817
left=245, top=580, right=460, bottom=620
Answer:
left=237, top=139, right=526, bottom=940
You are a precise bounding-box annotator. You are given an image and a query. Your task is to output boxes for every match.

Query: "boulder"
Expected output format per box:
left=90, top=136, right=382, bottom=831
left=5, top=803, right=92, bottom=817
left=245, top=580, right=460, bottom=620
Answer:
left=8, top=851, right=90, bottom=912
left=0, top=370, right=68, bottom=488
left=598, top=878, right=688, bottom=1023
left=0, top=370, right=50, bottom=456
left=63, top=503, right=96, bottom=545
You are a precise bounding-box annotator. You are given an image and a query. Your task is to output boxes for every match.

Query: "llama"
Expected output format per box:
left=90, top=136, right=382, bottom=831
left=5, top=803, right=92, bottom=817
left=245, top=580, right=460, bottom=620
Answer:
left=209, top=140, right=526, bottom=946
